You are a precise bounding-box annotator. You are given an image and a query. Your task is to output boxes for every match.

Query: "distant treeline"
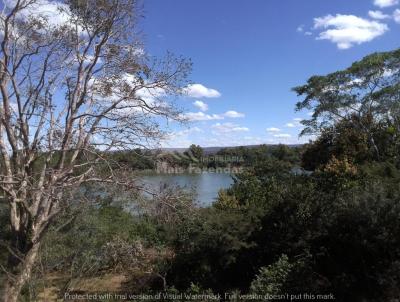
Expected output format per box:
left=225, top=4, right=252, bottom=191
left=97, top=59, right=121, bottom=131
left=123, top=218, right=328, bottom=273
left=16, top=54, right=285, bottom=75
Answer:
left=102, top=144, right=304, bottom=171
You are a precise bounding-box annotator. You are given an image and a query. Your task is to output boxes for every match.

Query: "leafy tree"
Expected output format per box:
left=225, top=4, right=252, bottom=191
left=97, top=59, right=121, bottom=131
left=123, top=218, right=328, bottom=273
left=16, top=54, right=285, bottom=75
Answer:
left=300, top=116, right=368, bottom=170
left=185, top=144, right=204, bottom=161
left=250, top=254, right=293, bottom=296
left=270, top=144, right=298, bottom=164
left=249, top=255, right=315, bottom=301
left=294, top=49, right=400, bottom=160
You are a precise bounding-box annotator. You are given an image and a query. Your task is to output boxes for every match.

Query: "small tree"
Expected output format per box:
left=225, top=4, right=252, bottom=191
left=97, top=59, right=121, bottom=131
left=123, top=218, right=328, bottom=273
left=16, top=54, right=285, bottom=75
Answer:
left=186, top=144, right=203, bottom=160
left=250, top=254, right=293, bottom=296
left=0, top=0, right=191, bottom=300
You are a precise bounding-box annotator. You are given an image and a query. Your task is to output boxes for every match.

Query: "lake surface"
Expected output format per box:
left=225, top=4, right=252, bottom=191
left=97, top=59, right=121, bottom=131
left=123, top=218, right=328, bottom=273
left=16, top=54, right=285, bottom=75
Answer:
left=139, top=172, right=234, bottom=206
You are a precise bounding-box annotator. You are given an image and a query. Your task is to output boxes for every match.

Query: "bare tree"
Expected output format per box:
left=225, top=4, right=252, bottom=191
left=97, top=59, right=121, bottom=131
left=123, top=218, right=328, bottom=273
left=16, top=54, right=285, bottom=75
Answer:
left=0, top=0, right=191, bottom=300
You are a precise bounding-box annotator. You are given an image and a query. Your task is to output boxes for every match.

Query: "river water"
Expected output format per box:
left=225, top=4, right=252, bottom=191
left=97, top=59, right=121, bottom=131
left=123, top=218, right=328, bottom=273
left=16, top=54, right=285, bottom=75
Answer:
left=139, top=172, right=234, bottom=206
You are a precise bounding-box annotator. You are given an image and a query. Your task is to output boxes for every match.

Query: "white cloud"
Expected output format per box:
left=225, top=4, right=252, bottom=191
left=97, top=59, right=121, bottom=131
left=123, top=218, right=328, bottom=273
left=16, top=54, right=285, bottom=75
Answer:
left=171, top=127, right=203, bottom=136
left=285, top=118, right=303, bottom=128
left=197, top=135, right=265, bottom=148
left=274, top=134, right=291, bottom=138
left=224, top=110, right=245, bottom=118
left=134, top=87, right=165, bottom=105
left=183, top=84, right=221, bottom=98
left=90, top=73, right=166, bottom=116
left=368, top=10, right=391, bottom=19
left=266, top=127, right=281, bottom=133
left=394, top=9, right=400, bottom=23
left=183, top=112, right=224, bottom=121
left=314, top=14, right=388, bottom=49
left=163, top=125, right=313, bottom=148
left=182, top=110, right=245, bottom=121
left=81, top=54, right=103, bottom=65
left=267, top=135, right=313, bottom=145
left=374, top=0, right=399, bottom=8
left=9, top=102, right=18, bottom=113
left=383, top=68, right=398, bottom=77
left=211, top=122, right=249, bottom=134
left=243, top=136, right=266, bottom=143
left=10, top=0, right=70, bottom=26
left=4, top=0, right=88, bottom=35
left=297, top=25, right=313, bottom=36
left=193, top=100, right=208, bottom=112
left=163, top=127, right=203, bottom=148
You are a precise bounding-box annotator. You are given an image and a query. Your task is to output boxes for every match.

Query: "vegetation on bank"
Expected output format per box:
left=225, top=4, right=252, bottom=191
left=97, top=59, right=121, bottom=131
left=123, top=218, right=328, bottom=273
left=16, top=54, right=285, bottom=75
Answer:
left=1, top=38, right=400, bottom=302
left=99, top=143, right=303, bottom=172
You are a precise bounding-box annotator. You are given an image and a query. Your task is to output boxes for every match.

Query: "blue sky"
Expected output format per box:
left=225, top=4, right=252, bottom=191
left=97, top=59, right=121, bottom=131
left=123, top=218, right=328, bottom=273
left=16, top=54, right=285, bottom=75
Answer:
left=143, top=0, right=400, bottom=147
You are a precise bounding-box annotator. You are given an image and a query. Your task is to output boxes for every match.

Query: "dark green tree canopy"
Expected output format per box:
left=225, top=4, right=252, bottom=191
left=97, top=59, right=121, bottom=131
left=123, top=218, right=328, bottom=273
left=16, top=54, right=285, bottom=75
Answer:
left=294, top=49, right=400, bottom=160
left=185, top=144, right=204, bottom=160
left=294, top=49, right=400, bottom=136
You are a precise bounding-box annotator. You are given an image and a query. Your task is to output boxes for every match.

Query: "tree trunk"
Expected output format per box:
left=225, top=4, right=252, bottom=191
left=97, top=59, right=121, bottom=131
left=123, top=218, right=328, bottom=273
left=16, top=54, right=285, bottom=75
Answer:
left=1, top=243, right=40, bottom=302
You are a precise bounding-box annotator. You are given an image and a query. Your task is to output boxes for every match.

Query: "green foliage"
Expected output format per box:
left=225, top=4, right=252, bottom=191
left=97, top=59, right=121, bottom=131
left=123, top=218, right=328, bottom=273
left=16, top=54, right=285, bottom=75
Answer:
left=214, top=190, right=240, bottom=210
left=155, top=144, right=301, bottom=171
left=165, top=157, right=400, bottom=301
left=161, top=283, right=218, bottom=302
left=40, top=202, right=163, bottom=277
left=217, top=144, right=301, bottom=166
left=250, top=254, right=293, bottom=295
left=185, top=144, right=204, bottom=160
left=301, top=114, right=400, bottom=170
left=105, top=149, right=156, bottom=170
left=294, top=48, right=400, bottom=165
left=167, top=207, right=256, bottom=293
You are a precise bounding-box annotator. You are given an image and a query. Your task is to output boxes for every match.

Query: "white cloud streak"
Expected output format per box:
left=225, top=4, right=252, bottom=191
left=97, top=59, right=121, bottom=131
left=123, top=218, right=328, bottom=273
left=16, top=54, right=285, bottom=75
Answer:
left=193, top=100, right=208, bottom=112
left=163, top=127, right=203, bottom=148
left=211, top=122, right=249, bottom=134
left=182, top=110, right=245, bottom=121
left=183, top=112, right=224, bottom=121
left=266, top=127, right=281, bottom=133
left=394, top=9, right=400, bottom=23
left=273, top=133, right=291, bottom=138
left=183, top=84, right=221, bottom=98
left=9, top=0, right=70, bottom=26
left=373, top=0, right=399, bottom=8
left=224, top=110, right=245, bottom=118
left=368, top=10, right=391, bottom=19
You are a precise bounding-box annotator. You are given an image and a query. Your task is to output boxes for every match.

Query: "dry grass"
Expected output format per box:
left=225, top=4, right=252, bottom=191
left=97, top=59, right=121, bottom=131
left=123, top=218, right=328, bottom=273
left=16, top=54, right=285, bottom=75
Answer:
left=35, top=274, right=128, bottom=302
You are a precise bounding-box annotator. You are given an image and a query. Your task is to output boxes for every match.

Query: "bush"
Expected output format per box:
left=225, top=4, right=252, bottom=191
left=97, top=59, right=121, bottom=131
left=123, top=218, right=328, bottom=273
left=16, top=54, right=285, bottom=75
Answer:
left=166, top=160, right=400, bottom=301
left=250, top=254, right=293, bottom=296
